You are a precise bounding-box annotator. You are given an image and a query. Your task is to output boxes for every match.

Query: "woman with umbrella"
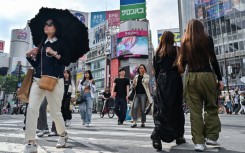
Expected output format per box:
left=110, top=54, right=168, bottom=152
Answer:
left=23, top=8, right=89, bottom=153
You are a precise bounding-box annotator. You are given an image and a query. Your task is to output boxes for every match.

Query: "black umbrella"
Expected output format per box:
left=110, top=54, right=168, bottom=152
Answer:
left=29, top=7, right=89, bottom=63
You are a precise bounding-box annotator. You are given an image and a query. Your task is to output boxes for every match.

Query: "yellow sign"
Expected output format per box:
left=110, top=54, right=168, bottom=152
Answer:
left=158, top=32, right=180, bottom=44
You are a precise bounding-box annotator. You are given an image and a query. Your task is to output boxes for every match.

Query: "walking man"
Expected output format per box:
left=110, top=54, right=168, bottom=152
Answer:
left=112, top=68, right=130, bottom=125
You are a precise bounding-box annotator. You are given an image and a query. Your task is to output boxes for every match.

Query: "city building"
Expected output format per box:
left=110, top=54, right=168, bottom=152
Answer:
left=0, top=53, right=10, bottom=76
left=178, top=0, right=245, bottom=90
left=8, top=22, right=33, bottom=75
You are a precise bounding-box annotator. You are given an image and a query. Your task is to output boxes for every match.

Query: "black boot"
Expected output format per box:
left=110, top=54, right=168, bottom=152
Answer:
left=151, top=132, right=162, bottom=151
left=176, top=137, right=186, bottom=145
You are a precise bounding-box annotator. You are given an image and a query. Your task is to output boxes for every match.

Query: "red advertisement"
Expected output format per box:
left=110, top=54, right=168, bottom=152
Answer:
left=0, top=41, right=4, bottom=53
left=118, top=30, right=148, bottom=38
left=106, top=10, right=120, bottom=27
left=110, top=59, right=120, bottom=90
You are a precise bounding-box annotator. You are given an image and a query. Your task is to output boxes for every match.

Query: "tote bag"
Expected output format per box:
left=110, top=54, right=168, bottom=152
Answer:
left=17, top=69, right=34, bottom=103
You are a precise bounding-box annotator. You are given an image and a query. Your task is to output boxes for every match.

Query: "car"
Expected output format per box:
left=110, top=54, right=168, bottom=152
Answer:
left=73, top=106, right=80, bottom=114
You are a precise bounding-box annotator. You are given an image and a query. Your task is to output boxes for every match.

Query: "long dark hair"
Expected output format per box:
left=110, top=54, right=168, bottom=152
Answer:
left=137, top=64, right=147, bottom=74
left=64, top=70, right=71, bottom=84
left=81, top=70, right=95, bottom=85
left=178, top=19, right=214, bottom=71
left=156, top=31, right=175, bottom=58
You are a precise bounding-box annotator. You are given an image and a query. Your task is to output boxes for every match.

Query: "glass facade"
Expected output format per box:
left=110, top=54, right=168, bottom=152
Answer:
left=179, top=0, right=245, bottom=90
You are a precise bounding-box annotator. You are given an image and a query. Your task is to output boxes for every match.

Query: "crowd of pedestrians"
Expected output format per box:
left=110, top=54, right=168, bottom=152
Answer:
left=11, top=17, right=244, bottom=153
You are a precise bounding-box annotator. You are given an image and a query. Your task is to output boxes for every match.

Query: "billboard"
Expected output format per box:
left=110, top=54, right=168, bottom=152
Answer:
left=117, top=36, right=148, bottom=58
left=195, top=0, right=233, bottom=20
left=118, top=30, right=148, bottom=38
left=157, top=29, right=180, bottom=45
left=11, top=57, right=28, bottom=76
left=69, top=10, right=89, bottom=27
left=120, top=3, right=146, bottom=21
left=0, top=40, right=4, bottom=53
left=91, top=11, right=106, bottom=28
left=106, top=10, right=120, bottom=27
left=120, top=20, right=148, bottom=32
left=120, top=0, right=146, bottom=5
left=89, top=21, right=107, bottom=48
left=111, top=35, right=118, bottom=59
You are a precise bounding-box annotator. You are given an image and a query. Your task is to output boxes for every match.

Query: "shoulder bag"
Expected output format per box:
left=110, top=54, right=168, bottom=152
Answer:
left=39, top=47, right=58, bottom=91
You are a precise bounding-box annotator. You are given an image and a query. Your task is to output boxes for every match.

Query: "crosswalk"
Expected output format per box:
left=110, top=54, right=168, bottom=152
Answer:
left=0, top=114, right=220, bottom=153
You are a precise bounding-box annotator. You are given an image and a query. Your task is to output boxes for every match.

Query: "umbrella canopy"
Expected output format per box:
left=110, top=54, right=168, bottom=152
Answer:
left=29, top=7, right=89, bottom=63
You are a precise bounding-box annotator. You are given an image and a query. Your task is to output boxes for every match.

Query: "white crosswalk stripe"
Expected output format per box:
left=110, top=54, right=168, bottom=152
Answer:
left=0, top=114, right=220, bottom=153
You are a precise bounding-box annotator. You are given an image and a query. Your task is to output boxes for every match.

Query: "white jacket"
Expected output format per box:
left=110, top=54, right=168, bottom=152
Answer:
left=68, top=81, right=76, bottom=99
left=77, top=80, right=96, bottom=99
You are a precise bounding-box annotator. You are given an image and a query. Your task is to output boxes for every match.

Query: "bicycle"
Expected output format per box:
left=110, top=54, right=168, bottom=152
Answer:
left=100, top=98, right=115, bottom=118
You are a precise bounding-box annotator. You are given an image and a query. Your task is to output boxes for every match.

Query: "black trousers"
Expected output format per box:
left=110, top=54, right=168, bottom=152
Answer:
left=61, top=97, right=72, bottom=121
left=114, top=97, right=127, bottom=123
left=152, top=71, right=185, bottom=143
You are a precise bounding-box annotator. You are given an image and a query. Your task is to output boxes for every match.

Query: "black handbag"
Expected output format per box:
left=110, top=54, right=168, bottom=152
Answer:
left=76, top=91, right=86, bottom=104
left=128, top=88, right=135, bottom=101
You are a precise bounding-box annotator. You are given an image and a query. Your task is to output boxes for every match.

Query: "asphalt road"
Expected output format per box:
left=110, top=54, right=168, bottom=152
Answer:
left=0, top=113, right=244, bottom=153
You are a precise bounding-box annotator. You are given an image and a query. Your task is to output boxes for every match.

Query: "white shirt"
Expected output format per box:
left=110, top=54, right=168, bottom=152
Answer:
left=45, top=37, right=57, bottom=44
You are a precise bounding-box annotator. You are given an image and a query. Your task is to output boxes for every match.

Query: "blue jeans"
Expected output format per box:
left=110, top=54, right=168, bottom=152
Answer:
left=133, top=94, right=147, bottom=123
left=79, top=93, right=93, bottom=124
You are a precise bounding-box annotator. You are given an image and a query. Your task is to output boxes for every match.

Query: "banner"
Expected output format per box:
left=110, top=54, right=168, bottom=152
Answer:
left=118, top=30, right=148, bottom=38
left=130, top=65, right=139, bottom=80
left=69, top=10, right=89, bottom=27
left=120, top=0, right=146, bottom=6
left=117, top=36, right=148, bottom=58
left=89, top=22, right=107, bottom=48
left=110, top=59, right=120, bottom=89
left=106, top=10, right=120, bottom=27
left=91, top=11, right=106, bottom=28
left=0, top=40, right=4, bottom=53
left=120, top=3, right=146, bottom=21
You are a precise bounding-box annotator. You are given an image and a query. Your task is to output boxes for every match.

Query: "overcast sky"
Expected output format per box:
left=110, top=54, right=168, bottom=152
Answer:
left=0, top=0, right=179, bottom=53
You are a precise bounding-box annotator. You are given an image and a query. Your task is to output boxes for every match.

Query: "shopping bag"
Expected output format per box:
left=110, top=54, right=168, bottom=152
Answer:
left=17, top=69, right=34, bottom=103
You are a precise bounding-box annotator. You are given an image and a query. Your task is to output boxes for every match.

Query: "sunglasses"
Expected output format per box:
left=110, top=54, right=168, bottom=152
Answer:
left=44, top=21, right=54, bottom=27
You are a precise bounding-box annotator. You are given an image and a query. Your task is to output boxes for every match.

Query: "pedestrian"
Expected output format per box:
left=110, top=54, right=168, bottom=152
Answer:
left=177, top=19, right=224, bottom=152
left=238, top=92, right=245, bottom=114
left=233, top=90, right=240, bottom=114
left=62, top=70, right=76, bottom=127
left=6, top=102, right=11, bottom=115
left=24, top=18, right=70, bottom=152
left=101, top=87, right=111, bottom=115
left=78, top=70, right=96, bottom=127
left=130, top=64, right=151, bottom=128
left=225, top=92, right=233, bottom=114
left=36, top=97, right=49, bottom=137
left=111, top=68, right=130, bottom=125
left=151, top=31, right=186, bottom=151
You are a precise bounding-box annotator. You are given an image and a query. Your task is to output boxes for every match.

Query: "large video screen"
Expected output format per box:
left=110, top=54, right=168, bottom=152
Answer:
left=116, top=36, right=148, bottom=58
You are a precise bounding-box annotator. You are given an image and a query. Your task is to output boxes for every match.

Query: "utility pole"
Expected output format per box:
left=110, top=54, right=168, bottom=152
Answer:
left=224, top=58, right=229, bottom=93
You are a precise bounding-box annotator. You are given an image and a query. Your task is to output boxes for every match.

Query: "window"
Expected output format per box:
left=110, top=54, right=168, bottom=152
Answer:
left=234, top=42, right=239, bottom=51
left=239, top=41, right=244, bottom=50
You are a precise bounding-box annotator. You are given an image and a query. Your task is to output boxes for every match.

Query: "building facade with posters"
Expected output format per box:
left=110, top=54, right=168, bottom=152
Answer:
left=179, top=0, right=245, bottom=90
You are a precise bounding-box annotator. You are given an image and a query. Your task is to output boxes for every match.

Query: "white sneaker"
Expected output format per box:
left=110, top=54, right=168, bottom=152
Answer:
left=56, top=132, right=68, bottom=148
left=206, top=139, right=220, bottom=146
left=85, top=124, right=89, bottom=127
left=23, top=144, right=37, bottom=153
left=65, top=120, right=71, bottom=127
left=37, top=130, right=49, bottom=137
left=195, top=144, right=207, bottom=152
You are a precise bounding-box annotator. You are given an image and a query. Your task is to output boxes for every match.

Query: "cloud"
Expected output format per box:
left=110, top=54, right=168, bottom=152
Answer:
left=0, top=0, right=178, bottom=53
